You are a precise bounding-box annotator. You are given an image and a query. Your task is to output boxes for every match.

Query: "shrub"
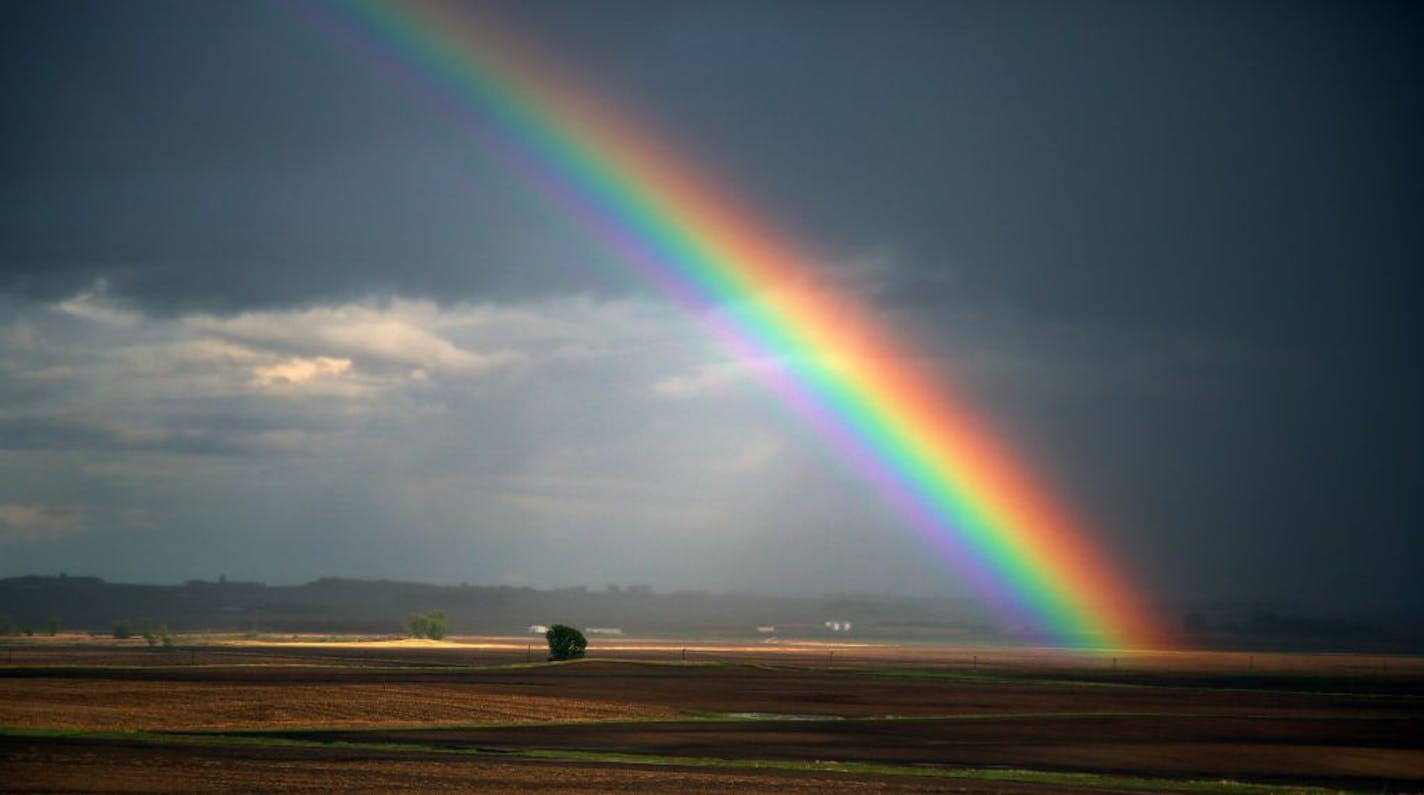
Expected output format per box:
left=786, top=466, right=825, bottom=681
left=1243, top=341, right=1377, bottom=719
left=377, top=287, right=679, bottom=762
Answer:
left=113, top=619, right=134, bottom=639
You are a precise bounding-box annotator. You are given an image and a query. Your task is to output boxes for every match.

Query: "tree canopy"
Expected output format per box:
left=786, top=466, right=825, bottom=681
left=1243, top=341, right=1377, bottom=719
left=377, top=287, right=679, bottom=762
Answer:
left=545, top=624, right=586, bottom=661
left=406, top=609, right=449, bottom=640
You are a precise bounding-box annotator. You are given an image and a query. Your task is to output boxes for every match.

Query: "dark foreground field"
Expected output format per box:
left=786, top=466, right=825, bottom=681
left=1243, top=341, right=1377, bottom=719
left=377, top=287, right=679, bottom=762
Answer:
left=1, top=637, right=1421, bottom=792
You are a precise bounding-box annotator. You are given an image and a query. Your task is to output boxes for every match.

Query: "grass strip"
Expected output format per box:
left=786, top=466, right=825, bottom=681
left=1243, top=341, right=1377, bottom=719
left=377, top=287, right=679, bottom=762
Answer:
left=0, top=727, right=1331, bottom=794
left=517, top=748, right=1327, bottom=793
left=162, top=708, right=1400, bottom=741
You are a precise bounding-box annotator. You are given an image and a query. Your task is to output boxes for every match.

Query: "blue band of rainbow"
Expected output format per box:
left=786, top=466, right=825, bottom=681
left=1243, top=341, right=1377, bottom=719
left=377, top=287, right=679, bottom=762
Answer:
left=299, top=0, right=1162, bottom=650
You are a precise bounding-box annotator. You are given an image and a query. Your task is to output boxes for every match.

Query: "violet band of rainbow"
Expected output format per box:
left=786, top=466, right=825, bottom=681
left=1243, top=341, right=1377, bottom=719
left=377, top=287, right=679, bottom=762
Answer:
left=300, top=0, right=1163, bottom=650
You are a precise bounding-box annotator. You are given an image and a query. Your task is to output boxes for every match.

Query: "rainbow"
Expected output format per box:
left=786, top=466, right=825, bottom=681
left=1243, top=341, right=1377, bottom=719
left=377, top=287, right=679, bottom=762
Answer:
left=299, top=0, right=1162, bottom=649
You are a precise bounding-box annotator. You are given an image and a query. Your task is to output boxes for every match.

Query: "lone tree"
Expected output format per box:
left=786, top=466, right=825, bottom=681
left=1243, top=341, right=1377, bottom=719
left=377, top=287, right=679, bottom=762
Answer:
left=406, top=610, right=449, bottom=640
left=545, top=624, right=587, bottom=661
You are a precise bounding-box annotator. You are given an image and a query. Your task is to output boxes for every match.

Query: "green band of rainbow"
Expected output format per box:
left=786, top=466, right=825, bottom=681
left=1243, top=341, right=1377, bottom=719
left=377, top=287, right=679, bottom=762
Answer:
left=300, top=0, right=1162, bottom=649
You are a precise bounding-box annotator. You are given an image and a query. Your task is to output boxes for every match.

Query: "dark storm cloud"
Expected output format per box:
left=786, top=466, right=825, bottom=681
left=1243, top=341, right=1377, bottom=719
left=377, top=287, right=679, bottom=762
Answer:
left=1, top=1, right=1420, bottom=614
left=4, top=1, right=1420, bottom=331
left=0, top=1, right=624, bottom=310
left=571, top=0, right=1424, bottom=341
left=595, top=0, right=1424, bottom=612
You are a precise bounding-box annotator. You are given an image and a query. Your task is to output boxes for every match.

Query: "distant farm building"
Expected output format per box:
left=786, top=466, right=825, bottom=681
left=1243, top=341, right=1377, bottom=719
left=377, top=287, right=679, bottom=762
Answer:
left=824, top=621, right=853, bottom=632
left=528, top=624, right=548, bottom=634
left=586, top=627, right=624, bottom=635
left=756, top=625, right=776, bottom=634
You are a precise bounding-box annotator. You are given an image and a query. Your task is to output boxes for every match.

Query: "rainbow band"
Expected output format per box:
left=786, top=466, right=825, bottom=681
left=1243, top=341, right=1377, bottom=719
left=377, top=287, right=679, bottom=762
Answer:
left=304, top=0, right=1160, bottom=649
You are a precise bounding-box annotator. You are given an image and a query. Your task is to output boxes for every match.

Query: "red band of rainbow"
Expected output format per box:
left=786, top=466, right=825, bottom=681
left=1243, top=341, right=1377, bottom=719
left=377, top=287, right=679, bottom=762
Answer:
left=300, top=0, right=1163, bottom=650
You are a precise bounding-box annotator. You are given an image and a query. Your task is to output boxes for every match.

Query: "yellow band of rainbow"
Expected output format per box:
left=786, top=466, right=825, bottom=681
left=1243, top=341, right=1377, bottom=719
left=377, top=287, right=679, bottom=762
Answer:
left=301, top=0, right=1164, bottom=650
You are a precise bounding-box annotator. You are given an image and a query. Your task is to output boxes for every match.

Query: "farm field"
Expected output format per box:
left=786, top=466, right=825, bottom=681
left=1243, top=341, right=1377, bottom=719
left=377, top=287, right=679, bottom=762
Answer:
left=1, top=636, right=1421, bottom=792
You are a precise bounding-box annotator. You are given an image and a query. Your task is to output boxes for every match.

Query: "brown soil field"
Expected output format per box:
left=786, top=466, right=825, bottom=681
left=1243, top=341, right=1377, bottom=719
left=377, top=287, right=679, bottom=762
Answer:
left=0, top=679, right=676, bottom=731
left=313, top=713, right=1420, bottom=787
left=0, top=736, right=1068, bottom=793
left=2, top=638, right=1422, bottom=792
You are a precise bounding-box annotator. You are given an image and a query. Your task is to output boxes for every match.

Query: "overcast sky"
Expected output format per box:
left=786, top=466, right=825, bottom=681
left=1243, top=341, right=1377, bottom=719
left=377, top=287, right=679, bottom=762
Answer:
left=2, top=0, right=1419, bottom=616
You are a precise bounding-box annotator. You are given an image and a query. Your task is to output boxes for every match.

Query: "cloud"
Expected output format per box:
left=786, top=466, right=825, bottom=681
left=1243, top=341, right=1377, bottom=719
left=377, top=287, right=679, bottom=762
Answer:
left=1, top=318, right=45, bottom=358
left=651, top=360, right=755, bottom=399
left=2, top=265, right=1411, bottom=608
left=0, top=289, right=780, bottom=483
left=16, top=366, right=74, bottom=383
left=186, top=302, right=518, bottom=380
left=54, top=280, right=144, bottom=327
left=0, top=417, right=128, bottom=452
left=0, top=504, right=85, bottom=542
left=709, top=437, right=783, bottom=474
left=252, top=356, right=354, bottom=391
left=649, top=355, right=798, bottom=399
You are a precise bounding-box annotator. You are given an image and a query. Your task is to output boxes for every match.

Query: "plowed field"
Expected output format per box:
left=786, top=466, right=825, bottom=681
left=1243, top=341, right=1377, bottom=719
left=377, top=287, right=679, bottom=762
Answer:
left=2, top=638, right=1421, bottom=793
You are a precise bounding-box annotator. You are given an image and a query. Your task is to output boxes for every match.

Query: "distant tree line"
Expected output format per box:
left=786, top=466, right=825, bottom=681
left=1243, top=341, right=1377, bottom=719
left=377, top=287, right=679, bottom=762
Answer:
left=0, top=614, right=63, bottom=636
